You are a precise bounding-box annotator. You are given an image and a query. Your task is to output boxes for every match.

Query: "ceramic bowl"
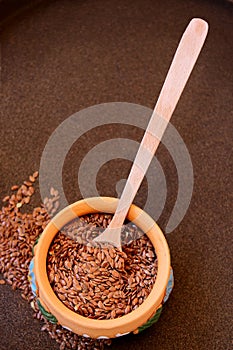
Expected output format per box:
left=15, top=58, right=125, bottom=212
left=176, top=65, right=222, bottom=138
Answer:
left=29, top=197, right=173, bottom=338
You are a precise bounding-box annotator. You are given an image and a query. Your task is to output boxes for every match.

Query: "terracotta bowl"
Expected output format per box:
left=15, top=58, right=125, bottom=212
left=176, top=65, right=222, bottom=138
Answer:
left=29, top=197, right=173, bottom=339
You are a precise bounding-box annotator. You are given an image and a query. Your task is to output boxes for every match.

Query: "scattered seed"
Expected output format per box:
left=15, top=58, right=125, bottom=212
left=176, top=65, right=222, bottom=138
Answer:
left=2, top=195, right=10, bottom=202
left=29, top=175, right=36, bottom=182
left=33, top=171, right=39, bottom=178
left=0, top=174, right=112, bottom=350
left=24, top=197, right=30, bottom=204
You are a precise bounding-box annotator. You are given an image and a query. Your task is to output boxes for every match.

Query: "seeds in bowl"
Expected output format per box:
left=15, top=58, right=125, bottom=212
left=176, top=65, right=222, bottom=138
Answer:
left=47, top=214, right=158, bottom=320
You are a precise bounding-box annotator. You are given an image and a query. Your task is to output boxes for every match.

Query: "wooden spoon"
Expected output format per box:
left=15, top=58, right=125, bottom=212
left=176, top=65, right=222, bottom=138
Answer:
left=94, top=18, right=208, bottom=249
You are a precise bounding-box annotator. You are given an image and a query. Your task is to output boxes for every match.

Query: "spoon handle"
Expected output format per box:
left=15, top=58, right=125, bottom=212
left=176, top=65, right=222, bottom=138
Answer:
left=109, top=18, right=208, bottom=229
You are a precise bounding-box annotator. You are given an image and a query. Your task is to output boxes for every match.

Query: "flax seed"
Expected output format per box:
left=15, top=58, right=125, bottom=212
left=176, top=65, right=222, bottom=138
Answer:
left=1, top=174, right=112, bottom=350
left=47, top=213, right=158, bottom=322
left=2, top=195, right=10, bottom=202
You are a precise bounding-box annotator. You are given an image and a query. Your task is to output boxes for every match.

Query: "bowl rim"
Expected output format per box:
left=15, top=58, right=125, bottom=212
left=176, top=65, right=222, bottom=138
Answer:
left=34, top=197, right=171, bottom=337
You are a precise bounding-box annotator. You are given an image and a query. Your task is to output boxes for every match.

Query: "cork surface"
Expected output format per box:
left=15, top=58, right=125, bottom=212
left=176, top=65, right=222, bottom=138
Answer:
left=0, top=0, right=232, bottom=349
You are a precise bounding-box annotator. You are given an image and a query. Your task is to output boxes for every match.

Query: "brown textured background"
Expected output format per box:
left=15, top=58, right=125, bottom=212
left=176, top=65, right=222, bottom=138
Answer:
left=0, top=0, right=232, bottom=349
